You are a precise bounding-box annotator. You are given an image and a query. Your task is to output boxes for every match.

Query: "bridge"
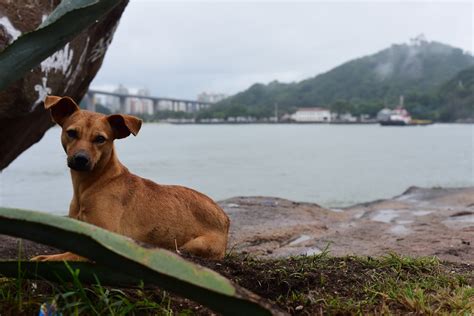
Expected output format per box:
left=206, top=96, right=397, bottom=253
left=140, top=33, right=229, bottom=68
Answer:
left=84, top=89, right=212, bottom=114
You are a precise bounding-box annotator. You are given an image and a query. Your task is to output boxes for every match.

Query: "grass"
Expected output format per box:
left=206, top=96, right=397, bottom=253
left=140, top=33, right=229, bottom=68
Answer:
left=204, top=252, right=474, bottom=315
left=0, top=253, right=472, bottom=315
left=0, top=266, right=183, bottom=316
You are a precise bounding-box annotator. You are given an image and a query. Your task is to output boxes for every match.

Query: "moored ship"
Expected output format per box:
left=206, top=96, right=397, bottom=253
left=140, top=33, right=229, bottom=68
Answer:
left=377, top=96, right=431, bottom=126
left=379, top=106, right=412, bottom=125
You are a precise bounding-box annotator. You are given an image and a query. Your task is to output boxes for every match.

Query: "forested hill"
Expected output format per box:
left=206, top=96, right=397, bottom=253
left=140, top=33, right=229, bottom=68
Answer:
left=435, top=66, right=474, bottom=122
left=202, top=40, right=473, bottom=120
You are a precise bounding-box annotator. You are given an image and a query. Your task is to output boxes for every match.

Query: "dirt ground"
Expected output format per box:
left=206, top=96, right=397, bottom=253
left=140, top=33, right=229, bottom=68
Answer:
left=0, top=186, right=473, bottom=263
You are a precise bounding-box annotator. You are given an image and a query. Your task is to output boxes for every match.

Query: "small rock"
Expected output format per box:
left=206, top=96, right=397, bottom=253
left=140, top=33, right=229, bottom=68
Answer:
left=295, top=305, right=303, bottom=311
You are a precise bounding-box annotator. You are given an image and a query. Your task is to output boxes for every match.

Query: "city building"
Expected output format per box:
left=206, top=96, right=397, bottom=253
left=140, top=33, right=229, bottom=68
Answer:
left=105, top=85, right=153, bottom=115
left=197, top=92, right=228, bottom=104
left=332, top=112, right=357, bottom=122
left=291, top=108, right=331, bottom=122
left=105, top=84, right=129, bottom=112
left=130, top=88, right=153, bottom=115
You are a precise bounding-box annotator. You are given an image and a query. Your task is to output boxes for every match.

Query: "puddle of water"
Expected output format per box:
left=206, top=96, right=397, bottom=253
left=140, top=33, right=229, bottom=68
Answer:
left=338, top=222, right=357, bottom=229
left=262, top=200, right=278, bottom=207
left=371, top=209, right=399, bottom=223
left=289, top=234, right=312, bottom=246
left=390, top=225, right=410, bottom=236
left=330, top=208, right=344, bottom=213
left=353, top=211, right=365, bottom=219
left=305, top=247, right=322, bottom=256
left=442, top=214, right=474, bottom=228
left=226, top=203, right=240, bottom=208
left=413, top=210, right=433, bottom=216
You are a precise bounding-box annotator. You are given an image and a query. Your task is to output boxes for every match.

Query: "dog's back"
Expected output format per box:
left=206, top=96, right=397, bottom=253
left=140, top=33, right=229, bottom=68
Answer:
left=114, top=173, right=230, bottom=258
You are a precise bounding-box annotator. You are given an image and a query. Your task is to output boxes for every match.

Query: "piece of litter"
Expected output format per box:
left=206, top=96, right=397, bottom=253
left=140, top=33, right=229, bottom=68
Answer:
left=39, top=300, right=61, bottom=316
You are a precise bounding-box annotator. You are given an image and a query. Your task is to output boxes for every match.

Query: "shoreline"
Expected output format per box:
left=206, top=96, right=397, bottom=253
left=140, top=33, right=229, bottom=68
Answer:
left=219, top=186, right=474, bottom=262
left=0, top=186, right=472, bottom=263
left=143, top=121, right=473, bottom=125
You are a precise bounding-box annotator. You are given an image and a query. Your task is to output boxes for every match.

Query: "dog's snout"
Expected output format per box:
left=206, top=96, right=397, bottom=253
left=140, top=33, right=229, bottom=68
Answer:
left=68, top=151, right=91, bottom=171
left=74, top=153, right=89, bottom=166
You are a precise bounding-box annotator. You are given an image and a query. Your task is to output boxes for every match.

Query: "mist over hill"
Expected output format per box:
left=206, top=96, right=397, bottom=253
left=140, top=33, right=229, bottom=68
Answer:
left=434, top=66, right=473, bottom=121
left=198, top=40, right=473, bottom=121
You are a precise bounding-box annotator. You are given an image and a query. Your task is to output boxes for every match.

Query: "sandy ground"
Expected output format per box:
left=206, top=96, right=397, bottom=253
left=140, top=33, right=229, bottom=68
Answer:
left=0, top=186, right=473, bottom=263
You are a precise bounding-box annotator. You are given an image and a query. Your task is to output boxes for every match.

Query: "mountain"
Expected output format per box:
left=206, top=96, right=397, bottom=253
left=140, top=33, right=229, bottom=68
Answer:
left=200, top=40, right=474, bottom=120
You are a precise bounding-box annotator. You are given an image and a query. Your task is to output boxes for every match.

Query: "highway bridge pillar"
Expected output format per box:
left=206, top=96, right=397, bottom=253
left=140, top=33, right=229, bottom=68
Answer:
left=153, top=100, right=160, bottom=114
left=84, top=92, right=96, bottom=112
left=119, top=96, right=126, bottom=113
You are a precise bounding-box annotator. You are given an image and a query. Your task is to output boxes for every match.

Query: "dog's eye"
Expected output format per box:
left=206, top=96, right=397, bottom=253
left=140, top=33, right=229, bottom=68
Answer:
left=66, top=130, right=78, bottom=139
left=94, top=135, right=106, bottom=144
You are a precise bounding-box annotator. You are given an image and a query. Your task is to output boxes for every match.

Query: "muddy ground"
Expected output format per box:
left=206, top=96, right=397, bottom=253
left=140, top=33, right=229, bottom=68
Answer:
left=0, top=186, right=473, bottom=262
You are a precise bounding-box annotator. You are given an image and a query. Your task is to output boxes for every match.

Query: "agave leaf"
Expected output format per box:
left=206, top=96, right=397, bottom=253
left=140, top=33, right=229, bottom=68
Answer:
left=0, top=0, right=125, bottom=91
left=0, top=207, right=281, bottom=315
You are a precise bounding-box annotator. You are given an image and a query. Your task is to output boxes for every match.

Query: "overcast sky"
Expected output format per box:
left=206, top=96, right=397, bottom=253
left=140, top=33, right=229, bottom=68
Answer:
left=91, top=1, right=473, bottom=99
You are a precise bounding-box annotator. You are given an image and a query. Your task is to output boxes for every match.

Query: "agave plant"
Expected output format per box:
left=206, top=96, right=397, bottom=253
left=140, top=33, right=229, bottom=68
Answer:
left=0, top=207, right=282, bottom=315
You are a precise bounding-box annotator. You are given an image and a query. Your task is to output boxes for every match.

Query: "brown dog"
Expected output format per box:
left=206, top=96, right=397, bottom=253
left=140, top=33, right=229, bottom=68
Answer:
left=31, top=96, right=229, bottom=261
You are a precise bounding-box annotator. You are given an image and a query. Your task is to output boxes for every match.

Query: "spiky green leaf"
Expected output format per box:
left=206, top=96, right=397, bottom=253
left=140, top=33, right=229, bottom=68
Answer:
left=0, top=0, right=125, bottom=91
left=0, top=207, right=280, bottom=315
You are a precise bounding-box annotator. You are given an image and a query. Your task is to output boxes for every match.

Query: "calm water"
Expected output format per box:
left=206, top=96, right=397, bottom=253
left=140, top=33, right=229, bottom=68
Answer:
left=0, top=124, right=472, bottom=214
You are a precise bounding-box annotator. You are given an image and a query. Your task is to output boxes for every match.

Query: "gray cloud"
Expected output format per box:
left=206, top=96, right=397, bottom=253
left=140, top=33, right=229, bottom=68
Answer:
left=91, top=1, right=473, bottom=99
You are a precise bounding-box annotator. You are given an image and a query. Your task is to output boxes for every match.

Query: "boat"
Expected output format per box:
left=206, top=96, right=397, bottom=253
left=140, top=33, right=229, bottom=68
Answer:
left=378, top=106, right=412, bottom=126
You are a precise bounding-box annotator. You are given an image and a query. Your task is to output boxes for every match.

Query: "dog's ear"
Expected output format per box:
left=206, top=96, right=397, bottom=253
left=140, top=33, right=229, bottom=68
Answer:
left=107, top=114, right=142, bottom=139
left=44, top=96, right=80, bottom=126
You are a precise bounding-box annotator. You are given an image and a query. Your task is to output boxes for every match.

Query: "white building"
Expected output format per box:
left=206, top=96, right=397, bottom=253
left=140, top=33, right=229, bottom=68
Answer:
left=105, top=85, right=153, bottom=115
left=332, top=112, right=357, bottom=122
left=131, top=88, right=153, bottom=115
left=291, top=108, right=331, bottom=122
left=105, top=84, right=129, bottom=112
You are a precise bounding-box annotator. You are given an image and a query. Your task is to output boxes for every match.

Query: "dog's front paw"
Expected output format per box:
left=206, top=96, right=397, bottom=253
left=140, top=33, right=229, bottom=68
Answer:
left=30, top=255, right=48, bottom=261
left=30, top=253, right=88, bottom=262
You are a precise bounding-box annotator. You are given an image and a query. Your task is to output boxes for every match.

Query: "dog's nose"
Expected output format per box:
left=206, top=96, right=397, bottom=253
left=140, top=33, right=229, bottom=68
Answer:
left=69, top=152, right=91, bottom=171
left=74, top=154, right=89, bottom=167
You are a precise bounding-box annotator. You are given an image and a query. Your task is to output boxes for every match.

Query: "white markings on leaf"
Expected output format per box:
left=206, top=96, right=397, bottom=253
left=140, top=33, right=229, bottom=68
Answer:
left=33, top=77, right=52, bottom=110
left=40, top=43, right=74, bottom=76
left=89, top=23, right=118, bottom=63
left=0, top=16, right=22, bottom=43
left=65, top=37, right=90, bottom=92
